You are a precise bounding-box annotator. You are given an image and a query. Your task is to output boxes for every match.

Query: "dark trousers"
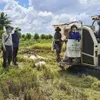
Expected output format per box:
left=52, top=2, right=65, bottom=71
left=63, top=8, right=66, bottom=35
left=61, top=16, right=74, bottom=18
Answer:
left=3, top=46, right=13, bottom=68
left=55, top=43, right=62, bottom=62
left=13, top=47, right=18, bottom=64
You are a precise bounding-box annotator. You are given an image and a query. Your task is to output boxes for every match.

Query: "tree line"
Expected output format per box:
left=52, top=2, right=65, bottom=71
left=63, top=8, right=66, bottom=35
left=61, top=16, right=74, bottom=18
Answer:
left=21, top=33, right=53, bottom=40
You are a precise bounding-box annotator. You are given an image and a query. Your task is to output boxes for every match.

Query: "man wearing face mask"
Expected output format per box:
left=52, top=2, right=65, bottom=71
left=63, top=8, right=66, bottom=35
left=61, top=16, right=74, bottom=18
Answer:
left=2, top=25, right=13, bottom=68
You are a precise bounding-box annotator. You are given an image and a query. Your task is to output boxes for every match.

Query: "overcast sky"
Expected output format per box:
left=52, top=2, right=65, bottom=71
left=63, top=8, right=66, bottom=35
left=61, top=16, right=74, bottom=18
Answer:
left=0, top=0, right=100, bottom=34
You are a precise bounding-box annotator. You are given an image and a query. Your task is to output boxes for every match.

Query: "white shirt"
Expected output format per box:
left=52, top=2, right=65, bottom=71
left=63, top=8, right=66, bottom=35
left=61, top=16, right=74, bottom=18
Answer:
left=2, top=33, right=13, bottom=49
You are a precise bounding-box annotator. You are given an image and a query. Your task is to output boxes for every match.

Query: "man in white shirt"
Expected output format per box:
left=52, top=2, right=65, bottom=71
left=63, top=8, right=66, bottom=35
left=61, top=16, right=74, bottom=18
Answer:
left=2, top=25, right=13, bottom=68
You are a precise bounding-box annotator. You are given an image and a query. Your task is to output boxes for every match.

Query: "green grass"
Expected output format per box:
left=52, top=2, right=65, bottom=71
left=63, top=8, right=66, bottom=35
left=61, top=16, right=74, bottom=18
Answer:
left=0, top=39, right=100, bottom=100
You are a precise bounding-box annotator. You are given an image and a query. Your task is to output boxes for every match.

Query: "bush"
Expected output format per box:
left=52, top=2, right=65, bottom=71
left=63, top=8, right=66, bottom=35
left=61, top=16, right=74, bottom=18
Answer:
left=34, top=33, right=39, bottom=40
left=25, top=33, right=32, bottom=40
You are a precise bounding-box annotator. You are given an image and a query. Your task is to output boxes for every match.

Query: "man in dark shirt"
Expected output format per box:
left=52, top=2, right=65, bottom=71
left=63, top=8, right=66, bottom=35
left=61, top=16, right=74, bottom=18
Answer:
left=54, top=27, right=62, bottom=62
left=12, top=29, right=20, bottom=65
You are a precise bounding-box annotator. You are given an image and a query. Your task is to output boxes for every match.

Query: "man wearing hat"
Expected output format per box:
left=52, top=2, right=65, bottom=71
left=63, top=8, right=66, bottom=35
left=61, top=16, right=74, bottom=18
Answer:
left=54, top=27, right=62, bottom=62
left=12, top=28, right=20, bottom=65
left=2, top=25, right=13, bottom=68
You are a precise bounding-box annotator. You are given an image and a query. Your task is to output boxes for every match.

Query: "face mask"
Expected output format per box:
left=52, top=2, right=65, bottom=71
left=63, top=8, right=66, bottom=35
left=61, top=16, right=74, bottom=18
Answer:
left=7, top=29, right=12, bottom=33
left=72, top=28, right=77, bottom=32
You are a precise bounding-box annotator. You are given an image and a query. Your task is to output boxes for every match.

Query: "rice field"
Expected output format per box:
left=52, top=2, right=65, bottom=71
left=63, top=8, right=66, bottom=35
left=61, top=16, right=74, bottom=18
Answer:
left=0, top=39, right=100, bottom=100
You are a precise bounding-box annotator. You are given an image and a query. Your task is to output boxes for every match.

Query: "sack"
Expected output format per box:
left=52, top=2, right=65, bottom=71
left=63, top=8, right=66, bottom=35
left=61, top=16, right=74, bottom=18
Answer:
left=66, top=39, right=81, bottom=57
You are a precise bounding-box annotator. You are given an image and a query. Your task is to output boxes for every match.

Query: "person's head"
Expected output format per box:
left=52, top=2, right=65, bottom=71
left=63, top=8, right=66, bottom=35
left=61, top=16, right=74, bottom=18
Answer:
left=5, top=25, right=13, bottom=34
left=14, top=28, right=21, bottom=33
left=71, top=25, right=78, bottom=32
left=55, top=27, right=61, bottom=32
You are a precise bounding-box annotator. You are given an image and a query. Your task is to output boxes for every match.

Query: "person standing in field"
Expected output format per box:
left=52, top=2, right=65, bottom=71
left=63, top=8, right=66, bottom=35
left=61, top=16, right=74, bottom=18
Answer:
left=12, top=29, right=20, bottom=65
left=66, top=25, right=81, bottom=64
left=2, top=25, right=13, bottom=68
left=54, top=27, right=62, bottom=62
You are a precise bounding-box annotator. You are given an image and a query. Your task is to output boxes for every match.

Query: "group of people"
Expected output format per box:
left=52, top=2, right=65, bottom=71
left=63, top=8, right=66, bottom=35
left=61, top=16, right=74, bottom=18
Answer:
left=54, top=20, right=100, bottom=64
left=54, top=25, right=81, bottom=64
left=1, top=25, right=20, bottom=68
left=2, top=21, right=100, bottom=68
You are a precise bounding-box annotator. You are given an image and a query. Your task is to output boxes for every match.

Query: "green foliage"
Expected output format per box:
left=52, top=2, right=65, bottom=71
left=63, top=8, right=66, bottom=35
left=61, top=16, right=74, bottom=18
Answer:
left=25, top=33, right=32, bottom=40
left=34, top=33, right=39, bottom=40
left=40, top=34, right=53, bottom=39
left=0, top=24, right=3, bottom=30
left=40, top=34, right=46, bottom=39
left=48, top=34, right=53, bottom=39
left=0, top=90, right=4, bottom=100
left=0, top=12, right=11, bottom=30
left=0, top=30, right=5, bottom=39
left=21, top=34, right=25, bottom=39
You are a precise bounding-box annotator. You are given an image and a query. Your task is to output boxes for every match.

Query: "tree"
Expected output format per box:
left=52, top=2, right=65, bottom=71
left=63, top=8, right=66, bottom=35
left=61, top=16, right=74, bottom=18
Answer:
left=40, top=34, right=46, bottom=39
left=26, top=33, right=32, bottom=40
left=45, top=35, right=49, bottom=39
left=48, top=34, right=53, bottom=39
left=0, top=12, right=11, bottom=30
left=34, top=33, right=39, bottom=40
left=21, top=34, right=25, bottom=39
